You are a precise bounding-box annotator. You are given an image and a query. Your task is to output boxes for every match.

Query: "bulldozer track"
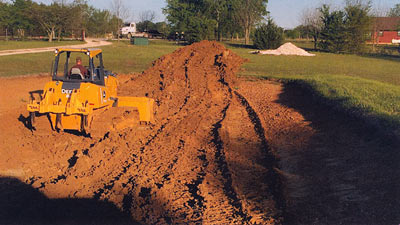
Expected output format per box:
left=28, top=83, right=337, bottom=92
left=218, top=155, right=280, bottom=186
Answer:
left=90, top=52, right=200, bottom=204
left=233, top=91, right=286, bottom=220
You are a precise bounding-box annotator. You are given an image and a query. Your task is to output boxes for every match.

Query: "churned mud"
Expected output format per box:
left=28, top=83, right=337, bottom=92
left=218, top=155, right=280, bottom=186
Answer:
left=0, top=41, right=398, bottom=225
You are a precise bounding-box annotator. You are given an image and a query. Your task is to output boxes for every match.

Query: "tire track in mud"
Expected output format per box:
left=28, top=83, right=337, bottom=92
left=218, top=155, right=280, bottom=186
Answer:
left=10, top=41, right=284, bottom=224
left=102, top=43, right=254, bottom=224
left=210, top=102, right=252, bottom=223
left=91, top=48, right=199, bottom=202
left=97, top=42, right=278, bottom=224
left=233, top=91, right=285, bottom=222
left=82, top=48, right=219, bottom=224
left=29, top=132, right=114, bottom=190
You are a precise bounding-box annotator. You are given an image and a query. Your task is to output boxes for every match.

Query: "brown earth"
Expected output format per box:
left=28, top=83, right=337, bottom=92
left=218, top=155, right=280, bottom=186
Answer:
left=0, top=41, right=398, bottom=225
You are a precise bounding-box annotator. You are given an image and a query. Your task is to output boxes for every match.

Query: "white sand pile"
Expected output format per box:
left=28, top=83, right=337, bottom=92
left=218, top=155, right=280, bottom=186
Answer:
left=251, top=42, right=315, bottom=56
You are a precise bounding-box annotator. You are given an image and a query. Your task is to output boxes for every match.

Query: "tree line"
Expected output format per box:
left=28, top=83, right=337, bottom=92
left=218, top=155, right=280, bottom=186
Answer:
left=0, top=0, right=126, bottom=41
left=0, top=0, right=170, bottom=41
left=163, top=0, right=268, bottom=44
left=291, top=1, right=400, bottom=54
left=0, top=0, right=269, bottom=44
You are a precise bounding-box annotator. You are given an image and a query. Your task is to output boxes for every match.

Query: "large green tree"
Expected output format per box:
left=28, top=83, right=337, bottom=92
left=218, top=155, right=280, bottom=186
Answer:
left=163, top=0, right=215, bottom=43
left=253, top=18, right=283, bottom=49
left=344, top=0, right=371, bottom=53
left=0, top=1, right=12, bottom=40
left=319, top=2, right=371, bottom=54
left=318, top=5, right=347, bottom=53
left=235, top=0, right=268, bottom=45
left=164, top=0, right=268, bottom=44
left=32, top=3, right=59, bottom=42
left=86, top=8, right=114, bottom=36
left=8, top=0, right=36, bottom=38
left=222, top=0, right=243, bottom=40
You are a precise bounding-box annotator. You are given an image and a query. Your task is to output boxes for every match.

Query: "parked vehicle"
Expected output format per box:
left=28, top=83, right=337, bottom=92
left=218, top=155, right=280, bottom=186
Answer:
left=120, top=22, right=137, bottom=39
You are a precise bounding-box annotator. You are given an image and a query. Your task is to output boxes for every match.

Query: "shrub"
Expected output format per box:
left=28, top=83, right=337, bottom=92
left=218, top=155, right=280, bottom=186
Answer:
left=253, top=18, right=283, bottom=50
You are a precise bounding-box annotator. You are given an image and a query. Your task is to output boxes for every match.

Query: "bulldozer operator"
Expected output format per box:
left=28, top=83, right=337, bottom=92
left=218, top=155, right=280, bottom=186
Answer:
left=69, top=56, right=88, bottom=79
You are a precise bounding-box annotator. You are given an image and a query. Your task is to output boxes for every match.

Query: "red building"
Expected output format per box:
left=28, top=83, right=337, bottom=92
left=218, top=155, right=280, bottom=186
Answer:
left=371, top=17, right=400, bottom=44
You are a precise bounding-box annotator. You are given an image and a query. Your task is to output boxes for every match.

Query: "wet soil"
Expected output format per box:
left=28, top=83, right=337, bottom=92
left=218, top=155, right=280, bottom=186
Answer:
left=0, top=41, right=398, bottom=224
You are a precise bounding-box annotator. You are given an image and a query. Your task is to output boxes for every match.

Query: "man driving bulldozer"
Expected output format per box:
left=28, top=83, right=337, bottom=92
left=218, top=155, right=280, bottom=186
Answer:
left=69, top=56, right=88, bottom=79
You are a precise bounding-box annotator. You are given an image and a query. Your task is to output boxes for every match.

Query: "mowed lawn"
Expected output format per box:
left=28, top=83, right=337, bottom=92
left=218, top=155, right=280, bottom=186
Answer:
left=228, top=43, right=400, bottom=85
left=0, top=40, right=84, bottom=51
left=101, top=40, right=180, bottom=74
left=0, top=40, right=179, bottom=77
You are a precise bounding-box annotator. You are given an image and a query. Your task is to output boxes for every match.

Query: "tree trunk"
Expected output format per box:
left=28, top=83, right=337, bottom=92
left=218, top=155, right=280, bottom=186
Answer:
left=48, top=27, right=55, bottom=42
left=5, top=28, right=8, bottom=41
left=57, top=28, right=62, bottom=42
left=48, top=32, right=53, bottom=42
left=216, top=10, right=222, bottom=42
left=244, top=26, right=250, bottom=45
left=313, top=35, right=318, bottom=50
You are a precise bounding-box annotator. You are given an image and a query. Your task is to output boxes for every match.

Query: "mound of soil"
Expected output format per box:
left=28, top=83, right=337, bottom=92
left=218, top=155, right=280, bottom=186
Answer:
left=0, top=41, right=283, bottom=224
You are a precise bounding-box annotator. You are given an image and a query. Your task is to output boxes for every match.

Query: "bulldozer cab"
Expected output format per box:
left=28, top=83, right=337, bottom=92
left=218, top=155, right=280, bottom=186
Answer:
left=52, top=48, right=106, bottom=86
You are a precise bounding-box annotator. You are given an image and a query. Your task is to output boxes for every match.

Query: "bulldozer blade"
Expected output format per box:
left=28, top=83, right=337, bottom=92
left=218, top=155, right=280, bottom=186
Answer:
left=114, top=97, right=154, bottom=123
left=88, top=107, right=140, bottom=138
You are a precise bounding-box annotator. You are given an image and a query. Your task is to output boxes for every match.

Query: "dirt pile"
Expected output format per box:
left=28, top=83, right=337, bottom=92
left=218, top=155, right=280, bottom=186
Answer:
left=0, top=41, right=283, bottom=224
left=252, top=42, right=315, bottom=56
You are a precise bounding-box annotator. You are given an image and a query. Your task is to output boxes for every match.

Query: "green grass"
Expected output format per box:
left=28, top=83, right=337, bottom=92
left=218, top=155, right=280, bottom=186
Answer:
left=227, top=44, right=400, bottom=86
left=227, top=42, right=400, bottom=135
left=0, top=40, right=85, bottom=51
left=0, top=52, right=55, bottom=76
left=101, top=40, right=180, bottom=74
left=281, top=74, right=399, bottom=131
left=0, top=40, right=180, bottom=77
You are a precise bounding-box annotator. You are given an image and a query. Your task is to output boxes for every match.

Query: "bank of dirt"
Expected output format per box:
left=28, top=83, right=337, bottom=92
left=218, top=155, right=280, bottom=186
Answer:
left=0, top=41, right=398, bottom=224
left=0, top=41, right=283, bottom=224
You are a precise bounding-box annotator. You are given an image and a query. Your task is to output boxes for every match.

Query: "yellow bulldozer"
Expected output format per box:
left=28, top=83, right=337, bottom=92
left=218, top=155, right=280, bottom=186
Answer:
left=27, top=48, right=154, bottom=136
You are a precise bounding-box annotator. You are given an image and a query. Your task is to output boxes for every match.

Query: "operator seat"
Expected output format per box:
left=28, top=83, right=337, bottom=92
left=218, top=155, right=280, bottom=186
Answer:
left=70, top=68, right=84, bottom=80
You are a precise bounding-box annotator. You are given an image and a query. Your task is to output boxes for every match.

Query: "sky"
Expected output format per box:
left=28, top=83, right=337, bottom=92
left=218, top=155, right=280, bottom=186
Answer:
left=32, top=0, right=399, bottom=29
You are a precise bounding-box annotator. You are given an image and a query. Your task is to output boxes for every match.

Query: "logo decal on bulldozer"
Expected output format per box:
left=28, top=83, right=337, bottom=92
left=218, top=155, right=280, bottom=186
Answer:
left=62, top=89, right=73, bottom=95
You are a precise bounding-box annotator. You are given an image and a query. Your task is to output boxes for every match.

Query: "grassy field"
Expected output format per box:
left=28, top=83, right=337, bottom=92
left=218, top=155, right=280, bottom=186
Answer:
left=101, top=40, right=180, bottom=74
left=227, top=43, right=400, bottom=86
left=0, top=40, right=179, bottom=77
left=0, top=40, right=84, bottom=51
left=227, top=42, right=400, bottom=135
left=0, top=39, right=398, bottom=135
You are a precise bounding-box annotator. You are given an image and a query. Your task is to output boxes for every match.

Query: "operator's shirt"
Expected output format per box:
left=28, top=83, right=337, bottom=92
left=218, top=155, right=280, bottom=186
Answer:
left=69, top=64, right=88, bottom=77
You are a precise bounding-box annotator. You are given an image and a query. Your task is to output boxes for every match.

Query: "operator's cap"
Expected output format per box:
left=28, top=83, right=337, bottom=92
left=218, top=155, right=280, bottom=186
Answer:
left=76, top=56, right=82, bottom=62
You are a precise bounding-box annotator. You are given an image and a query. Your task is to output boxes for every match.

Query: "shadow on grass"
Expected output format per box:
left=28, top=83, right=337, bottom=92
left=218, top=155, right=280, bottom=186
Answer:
left=225, top=42, right=257, bottom=50
left=275, top=81, right=400, bottom=225
left=361, top=52, right=400, bottom=62
left=0, top=177, right=139, bottom=225
left=283, top=80, right=400, bottom=140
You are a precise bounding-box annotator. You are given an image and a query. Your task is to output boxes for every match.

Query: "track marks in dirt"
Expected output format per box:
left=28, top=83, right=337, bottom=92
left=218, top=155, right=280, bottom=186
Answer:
left=91, top=49, right=201, bottom=207
left=211, top=102, right=252, bottom=223
left=2, top=41, right=284, bottom=224
left=235, top=91, right=285, bottom=210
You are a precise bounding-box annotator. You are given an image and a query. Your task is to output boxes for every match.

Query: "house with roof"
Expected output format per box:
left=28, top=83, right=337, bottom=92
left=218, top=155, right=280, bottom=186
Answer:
left=371, top=17, right=400, bottom=44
